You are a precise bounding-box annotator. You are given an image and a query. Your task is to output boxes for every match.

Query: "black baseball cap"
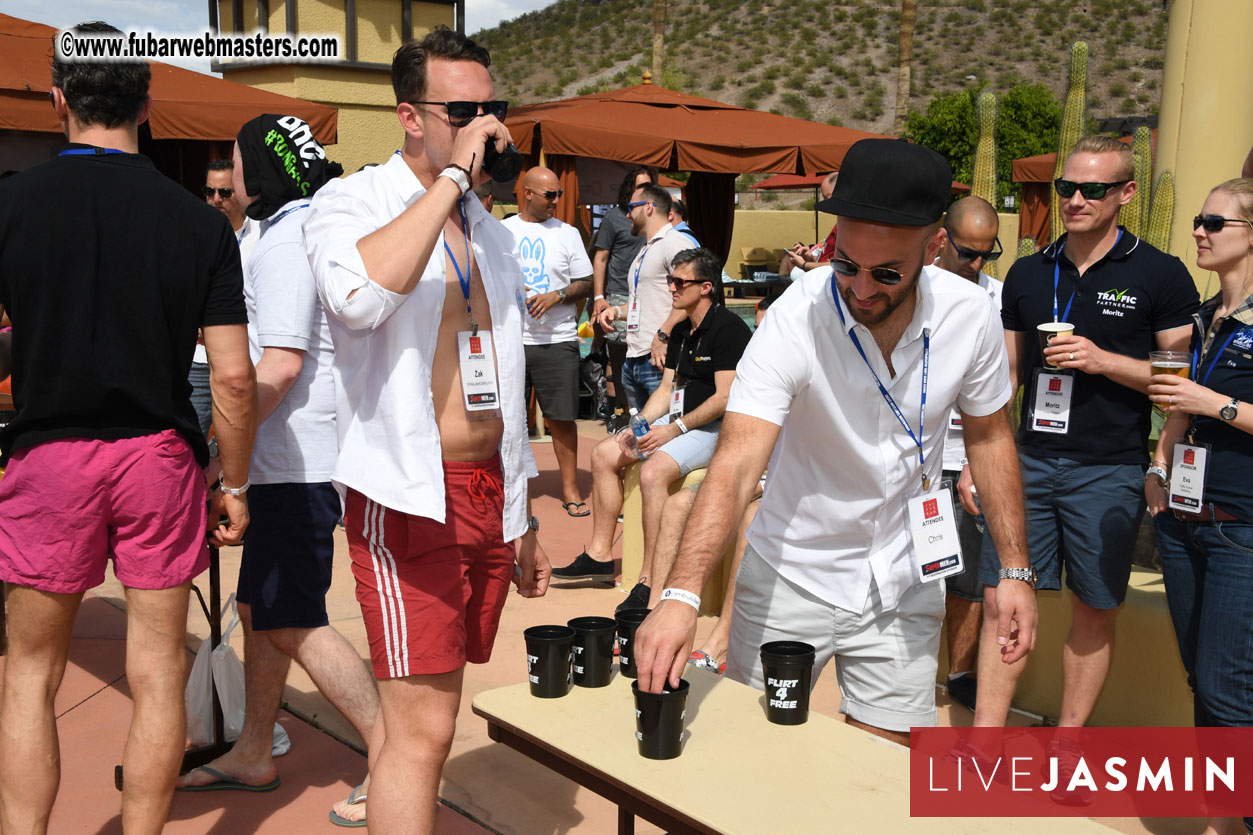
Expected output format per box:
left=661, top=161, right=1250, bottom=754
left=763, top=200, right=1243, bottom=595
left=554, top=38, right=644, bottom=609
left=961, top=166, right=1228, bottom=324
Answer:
left=816, top=138, right=951, bottom=227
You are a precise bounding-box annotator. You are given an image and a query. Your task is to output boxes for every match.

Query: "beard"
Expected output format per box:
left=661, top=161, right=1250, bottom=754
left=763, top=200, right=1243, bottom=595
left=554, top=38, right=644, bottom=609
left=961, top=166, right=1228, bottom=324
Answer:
left=839, top=263, right=922, bottom=327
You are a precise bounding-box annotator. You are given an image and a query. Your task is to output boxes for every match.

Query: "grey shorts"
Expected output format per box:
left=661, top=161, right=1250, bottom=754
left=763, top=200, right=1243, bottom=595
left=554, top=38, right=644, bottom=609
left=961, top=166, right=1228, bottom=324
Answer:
left=725, top=544, right=945, bottom=732
left=652, top=414, right=721, bottom=476
left=524, top=341, right=580, bottom=422
left=604, top=292, right=628, bottom=345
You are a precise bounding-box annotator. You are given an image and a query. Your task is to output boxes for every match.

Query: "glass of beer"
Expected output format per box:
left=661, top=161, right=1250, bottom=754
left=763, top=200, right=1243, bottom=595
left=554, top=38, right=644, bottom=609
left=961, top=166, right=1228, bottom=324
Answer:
left=1149, top=350, right=1190, bottom=378
left=1037, top=322, right=1074, bottom=368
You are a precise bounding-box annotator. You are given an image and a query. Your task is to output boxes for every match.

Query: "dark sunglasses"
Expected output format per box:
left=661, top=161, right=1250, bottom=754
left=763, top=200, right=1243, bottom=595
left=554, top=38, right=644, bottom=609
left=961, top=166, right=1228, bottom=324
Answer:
left=666, top=274, right=706, bottom=288
left=1053, top=178, right=1130, bottom=200
left=530, top=188, right=564, bottom=200
left=944, top=229, right=1003, bottom=263
left=408, top=100, right=508, bottom=127
left=627, top=200, right=653, bottom=211
left=202, top=186, right=234, bottom=199
left=830, top=256, right=904, bottom=286
left=1193, top=214, right=1253, bottom=233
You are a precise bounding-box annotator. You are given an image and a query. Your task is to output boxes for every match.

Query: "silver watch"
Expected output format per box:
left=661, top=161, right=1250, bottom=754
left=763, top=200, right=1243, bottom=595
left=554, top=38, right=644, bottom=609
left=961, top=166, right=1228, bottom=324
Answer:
left=1220, top=397, right=1239, bottom=422
left=998, top=566, right=1038, bottom=589
left=557, top=287, right=568, bottom=302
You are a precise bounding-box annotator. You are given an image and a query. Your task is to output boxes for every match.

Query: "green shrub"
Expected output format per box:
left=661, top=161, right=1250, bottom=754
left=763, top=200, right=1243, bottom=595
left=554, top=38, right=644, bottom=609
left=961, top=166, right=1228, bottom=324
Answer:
left=781, top=92, right=814, bottom=120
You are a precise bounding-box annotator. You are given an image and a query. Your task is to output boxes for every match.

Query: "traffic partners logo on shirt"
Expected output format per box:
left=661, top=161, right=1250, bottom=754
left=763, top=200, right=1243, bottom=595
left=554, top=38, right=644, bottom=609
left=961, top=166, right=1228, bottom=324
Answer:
left=1096, top=288, right=1138, bottom=317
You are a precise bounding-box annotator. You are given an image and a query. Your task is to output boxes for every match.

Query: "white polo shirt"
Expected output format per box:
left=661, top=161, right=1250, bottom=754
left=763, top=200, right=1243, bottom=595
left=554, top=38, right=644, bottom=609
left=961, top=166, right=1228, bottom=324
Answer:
left=304, top=152, right=536, bottom=542
left=727, top=265, right=1012, bottom=613
left=625, top=223, right=692, bottom=358
left=942, top=271, right=1005, bottom=472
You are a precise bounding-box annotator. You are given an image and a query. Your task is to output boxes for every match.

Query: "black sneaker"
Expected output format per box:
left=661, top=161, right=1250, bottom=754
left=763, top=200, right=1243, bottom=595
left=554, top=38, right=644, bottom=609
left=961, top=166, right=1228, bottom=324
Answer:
left=615, top=581, right=651, bottom=614
left=551, top=552, right=615, bottom=582
left=947, top=673, right=977, bottom=712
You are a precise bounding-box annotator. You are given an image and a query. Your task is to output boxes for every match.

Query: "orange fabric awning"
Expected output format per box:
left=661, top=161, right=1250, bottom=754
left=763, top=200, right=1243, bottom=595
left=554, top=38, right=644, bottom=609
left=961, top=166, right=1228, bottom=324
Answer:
left=507, top=84, right=889, bottom=176
left=0, top=13, right=337, bottom=143
left=752, top=171, right=970, bottom=193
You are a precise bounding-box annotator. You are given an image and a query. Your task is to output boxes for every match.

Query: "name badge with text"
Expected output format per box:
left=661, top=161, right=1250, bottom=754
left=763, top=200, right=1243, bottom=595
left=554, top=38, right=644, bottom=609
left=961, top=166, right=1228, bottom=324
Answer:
left=907, top=488, right=964, bottom=583
left=1031, top=370, right=1073, bottom=434
left=457, top=330, right=501, bottom=418
left=626, top=298, right=641, bottom=332
left=670, top=385, right=686, bottom=419
left=1169, top=442, right=1209, bottom=512
left=948, top=410, right=963, bottom=434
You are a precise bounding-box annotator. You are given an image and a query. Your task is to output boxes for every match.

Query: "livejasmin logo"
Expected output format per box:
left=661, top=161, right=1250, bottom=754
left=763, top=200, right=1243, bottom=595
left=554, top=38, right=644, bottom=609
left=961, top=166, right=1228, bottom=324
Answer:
left=910, top=727, right=1253, bottom=817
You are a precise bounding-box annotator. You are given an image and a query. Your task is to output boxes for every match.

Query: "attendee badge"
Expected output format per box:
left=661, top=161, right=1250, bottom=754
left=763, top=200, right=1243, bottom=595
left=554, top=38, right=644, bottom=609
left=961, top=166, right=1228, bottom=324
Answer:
left=1031, top=369, right=1073, bottom=434
left=1168, top=442, right=1209, bottom=512
left=670, top=385, right=686, bottom=419
left=457, top=330, right=501, bottom=419
left=907, top=486, right=964, bottom=583
left=626, top=298, right=641, bottom=332
left=948, top=410, right=963, bottom=434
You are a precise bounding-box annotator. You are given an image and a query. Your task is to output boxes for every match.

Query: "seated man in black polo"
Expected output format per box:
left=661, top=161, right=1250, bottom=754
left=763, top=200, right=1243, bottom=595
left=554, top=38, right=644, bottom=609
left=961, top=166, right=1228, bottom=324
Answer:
left=553, top=248, right=754, bottom=614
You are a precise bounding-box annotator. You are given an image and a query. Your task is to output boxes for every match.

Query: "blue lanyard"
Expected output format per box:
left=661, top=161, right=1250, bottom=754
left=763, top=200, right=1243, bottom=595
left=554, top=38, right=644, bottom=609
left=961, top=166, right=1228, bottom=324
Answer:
left=443, top=200, right=477, bottom=334
left=632, top=241, right=655, bottom=294
left=262, top=203, right=309, bottom=236
left=1053, top=229, right=1122, bottom=323
left=1192, top=326, right=1240, bottom=387
left=59, top=147, right=124, bottom=156
left=831, top=278, right=931, bottom=490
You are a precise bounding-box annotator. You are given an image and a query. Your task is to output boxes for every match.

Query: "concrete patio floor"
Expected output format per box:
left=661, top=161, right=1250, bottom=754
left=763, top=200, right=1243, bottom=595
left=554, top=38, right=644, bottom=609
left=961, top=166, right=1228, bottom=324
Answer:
left=0, top=419, right=1209, bottom=833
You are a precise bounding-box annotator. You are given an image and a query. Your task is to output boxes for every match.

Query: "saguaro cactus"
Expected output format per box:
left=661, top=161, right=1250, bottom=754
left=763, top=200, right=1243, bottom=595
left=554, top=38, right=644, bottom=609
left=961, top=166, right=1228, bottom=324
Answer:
left=1050, top=41, right=1089, bottom=244
left=1146, top=170, right=1175, bottom=253
left=972, top=90, right=999, bottom=278
left=1018, top=237, right=1038, bottom=259
left=1124, top=126, right=1153, bottom=237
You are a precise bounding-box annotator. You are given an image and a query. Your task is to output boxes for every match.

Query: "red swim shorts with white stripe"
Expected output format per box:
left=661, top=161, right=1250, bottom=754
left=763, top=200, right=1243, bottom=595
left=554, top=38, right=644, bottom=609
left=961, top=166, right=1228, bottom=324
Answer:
left=344, top=458, right=516, bottom=679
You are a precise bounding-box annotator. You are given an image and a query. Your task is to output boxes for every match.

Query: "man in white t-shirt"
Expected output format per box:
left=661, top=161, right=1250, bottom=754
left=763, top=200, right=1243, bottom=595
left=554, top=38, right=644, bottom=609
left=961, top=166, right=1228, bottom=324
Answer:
left=502, top=166, right=593, bottom=516
left=177, top=117, right=379, bottom=801
left=634, top=139, right=1038, bottom=746
left=934, top=196, right=1005, bottom=713
left=597, top=183, right=692, bottom=410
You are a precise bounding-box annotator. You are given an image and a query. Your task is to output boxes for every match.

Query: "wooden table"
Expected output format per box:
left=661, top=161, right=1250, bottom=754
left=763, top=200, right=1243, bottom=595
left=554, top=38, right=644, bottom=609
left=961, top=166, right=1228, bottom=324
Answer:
left=472, top=669, right=1113, bottom=835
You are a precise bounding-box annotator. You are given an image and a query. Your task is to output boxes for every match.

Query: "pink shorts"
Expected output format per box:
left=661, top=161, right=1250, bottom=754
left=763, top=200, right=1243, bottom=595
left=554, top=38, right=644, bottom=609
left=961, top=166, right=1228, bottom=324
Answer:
left=0, top=431, right=209, bottom=593
left=346, top=458, right=516, bottom=679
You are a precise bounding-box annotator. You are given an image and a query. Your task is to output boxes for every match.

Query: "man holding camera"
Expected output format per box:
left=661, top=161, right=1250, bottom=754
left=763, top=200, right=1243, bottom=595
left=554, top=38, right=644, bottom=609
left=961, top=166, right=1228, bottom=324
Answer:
left=306, top=27, right=550, bottom=834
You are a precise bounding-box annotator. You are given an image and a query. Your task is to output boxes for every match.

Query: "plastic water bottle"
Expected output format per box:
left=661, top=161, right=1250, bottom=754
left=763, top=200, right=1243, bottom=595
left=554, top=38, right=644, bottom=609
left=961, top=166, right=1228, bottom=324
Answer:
left=629, top=407, right=650, bottom=460
left=526, top=290, right=549, bottom=325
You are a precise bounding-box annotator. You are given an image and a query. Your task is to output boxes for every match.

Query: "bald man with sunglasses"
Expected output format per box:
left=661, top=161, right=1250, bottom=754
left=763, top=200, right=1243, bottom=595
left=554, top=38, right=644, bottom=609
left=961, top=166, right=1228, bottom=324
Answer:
left=633, top=139, right=1034, bottom=747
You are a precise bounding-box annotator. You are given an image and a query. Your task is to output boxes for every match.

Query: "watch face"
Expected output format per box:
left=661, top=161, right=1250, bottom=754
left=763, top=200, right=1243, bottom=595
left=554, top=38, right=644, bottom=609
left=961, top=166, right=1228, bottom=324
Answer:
left=1221, top=401, right=1238, bottom=420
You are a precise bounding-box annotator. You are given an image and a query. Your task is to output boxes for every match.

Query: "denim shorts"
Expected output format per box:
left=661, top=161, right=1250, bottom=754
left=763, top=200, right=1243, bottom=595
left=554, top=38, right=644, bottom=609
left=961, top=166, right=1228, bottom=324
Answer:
left=650, top=414, right=721, bottom=476
left=236, top=482, right=341, bottom=631
left=621, top=354, right=664, bottom=412
left=979, top=454, right=1145, bottom=609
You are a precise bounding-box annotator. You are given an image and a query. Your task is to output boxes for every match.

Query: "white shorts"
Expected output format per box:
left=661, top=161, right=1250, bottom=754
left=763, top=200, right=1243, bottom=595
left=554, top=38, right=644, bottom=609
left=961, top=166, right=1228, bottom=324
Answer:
left=724, top=544, right=945, bottom=732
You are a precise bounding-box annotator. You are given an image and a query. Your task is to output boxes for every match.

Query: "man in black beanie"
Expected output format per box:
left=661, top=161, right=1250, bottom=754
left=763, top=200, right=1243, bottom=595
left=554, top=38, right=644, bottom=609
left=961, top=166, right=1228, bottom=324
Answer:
left=634, top=138, right=1037, bottom=747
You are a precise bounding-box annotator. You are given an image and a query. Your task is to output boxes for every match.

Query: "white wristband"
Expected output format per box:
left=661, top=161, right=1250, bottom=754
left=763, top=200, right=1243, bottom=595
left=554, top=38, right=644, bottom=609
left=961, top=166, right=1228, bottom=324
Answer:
left=660, top=587, right=701, bottom=611
left=594, top=294, right=605, bottom=301
left=219, top=479, right=250, bottom=497
left=438, top=166, right=471, bottom=196
left=674, top=417, right=689, bottom=434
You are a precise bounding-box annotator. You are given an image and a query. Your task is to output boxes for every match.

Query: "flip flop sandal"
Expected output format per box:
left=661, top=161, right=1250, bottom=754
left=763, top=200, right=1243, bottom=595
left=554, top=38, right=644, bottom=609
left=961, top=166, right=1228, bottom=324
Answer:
left=562, top=501, right=591, bottom=517
left=329, top=783, right=368, bottom=828
left=176, top=765, right=281, bottom=793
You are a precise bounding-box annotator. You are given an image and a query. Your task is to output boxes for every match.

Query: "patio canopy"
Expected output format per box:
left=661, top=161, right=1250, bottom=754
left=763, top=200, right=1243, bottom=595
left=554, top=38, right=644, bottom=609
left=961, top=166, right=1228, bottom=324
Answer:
left=0, top=13, right=337, bottom=143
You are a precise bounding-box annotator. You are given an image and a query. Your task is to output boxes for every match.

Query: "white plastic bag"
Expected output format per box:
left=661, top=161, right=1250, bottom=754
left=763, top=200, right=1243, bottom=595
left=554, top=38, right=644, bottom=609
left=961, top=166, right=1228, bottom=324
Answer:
left=184, top=592, right=291, bottom=756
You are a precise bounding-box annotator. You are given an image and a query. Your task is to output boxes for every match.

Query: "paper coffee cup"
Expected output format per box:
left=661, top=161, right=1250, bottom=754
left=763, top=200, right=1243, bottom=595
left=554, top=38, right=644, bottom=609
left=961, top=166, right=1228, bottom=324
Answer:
left=1037, top=322, right=1074, bottom=368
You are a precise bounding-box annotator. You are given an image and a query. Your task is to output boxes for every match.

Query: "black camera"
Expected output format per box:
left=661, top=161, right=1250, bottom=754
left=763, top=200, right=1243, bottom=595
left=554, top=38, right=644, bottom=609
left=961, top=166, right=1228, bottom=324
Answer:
left=483, top=139, right=522, bottom=183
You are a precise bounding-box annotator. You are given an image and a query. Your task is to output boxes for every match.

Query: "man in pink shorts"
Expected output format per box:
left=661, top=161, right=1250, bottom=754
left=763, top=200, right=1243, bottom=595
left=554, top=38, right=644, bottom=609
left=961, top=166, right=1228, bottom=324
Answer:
left=306, top=27, right=550, bottom=833
left=0, top=22, right=256, bottom=833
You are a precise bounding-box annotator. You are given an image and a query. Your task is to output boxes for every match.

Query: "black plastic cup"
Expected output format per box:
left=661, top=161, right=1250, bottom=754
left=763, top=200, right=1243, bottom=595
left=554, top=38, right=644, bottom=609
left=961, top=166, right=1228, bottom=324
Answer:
left=524, top=625, right=575, bottom=698
left=759, top=640, right=816, bottom=725
left=615, top=608, right=650, bottom=678
left=568, top=616, right=616, bottom=688
left=632, top=678, right=690, bottom=759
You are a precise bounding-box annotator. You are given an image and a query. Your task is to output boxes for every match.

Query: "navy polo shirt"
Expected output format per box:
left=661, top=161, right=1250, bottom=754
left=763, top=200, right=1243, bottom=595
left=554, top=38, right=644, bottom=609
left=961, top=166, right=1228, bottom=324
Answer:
left=1001, top=227, right=1199, bottom=464
left=1189, top=296, right=1253, bottom=522
left=664, top=303, right=753, bottom=415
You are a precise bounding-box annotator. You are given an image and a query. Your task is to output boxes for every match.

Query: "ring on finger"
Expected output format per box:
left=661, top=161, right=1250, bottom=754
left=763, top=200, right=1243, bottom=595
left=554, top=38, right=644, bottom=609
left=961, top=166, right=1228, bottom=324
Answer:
left=1070, top=352, right=1075, bottom=362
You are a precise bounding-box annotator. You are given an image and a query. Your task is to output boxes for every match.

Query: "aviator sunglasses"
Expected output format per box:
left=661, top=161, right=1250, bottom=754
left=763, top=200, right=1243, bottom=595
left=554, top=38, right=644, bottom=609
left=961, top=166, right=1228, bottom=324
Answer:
left=1193, top=214, right=1253, bottom=233
left=408, top=100, right=508, bottom=127
left=830, top=256, right=905, bottom=286
left=202, top=186, right=234, bottom=199
left=1053, top=178, right=1130, bottom=200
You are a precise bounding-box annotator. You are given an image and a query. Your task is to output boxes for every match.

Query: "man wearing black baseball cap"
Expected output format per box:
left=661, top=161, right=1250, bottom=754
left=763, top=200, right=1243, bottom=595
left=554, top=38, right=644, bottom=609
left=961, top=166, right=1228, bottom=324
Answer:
left=633, top=138, right=1037, bottom=745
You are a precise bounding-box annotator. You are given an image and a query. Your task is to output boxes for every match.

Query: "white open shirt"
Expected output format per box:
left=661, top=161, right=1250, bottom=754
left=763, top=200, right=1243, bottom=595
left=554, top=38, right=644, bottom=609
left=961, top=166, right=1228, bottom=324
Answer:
left=305, top=152, right=536, bottom=542
left=727, top=265, right=1012, bottom=613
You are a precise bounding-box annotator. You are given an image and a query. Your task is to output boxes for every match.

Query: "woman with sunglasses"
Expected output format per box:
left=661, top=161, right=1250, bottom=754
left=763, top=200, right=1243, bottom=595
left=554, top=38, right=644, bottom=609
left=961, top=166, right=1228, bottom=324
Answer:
left=1146, top=177, right=1253, bottom=835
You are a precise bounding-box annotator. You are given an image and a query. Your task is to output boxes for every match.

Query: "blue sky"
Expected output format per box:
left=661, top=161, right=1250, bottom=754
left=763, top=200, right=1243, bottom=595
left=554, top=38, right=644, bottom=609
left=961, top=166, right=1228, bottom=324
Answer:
left=7, top=0, right=553, bottom=72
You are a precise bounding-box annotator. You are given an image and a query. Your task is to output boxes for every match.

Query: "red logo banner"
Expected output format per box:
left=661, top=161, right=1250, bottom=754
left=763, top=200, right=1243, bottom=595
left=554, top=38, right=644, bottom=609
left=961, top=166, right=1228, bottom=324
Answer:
left=1184, top=449, right=1195, bottom=465
left=469, top=336, right=482, bottom=354
left=1048, top=377, right=1062, bottom=393
left=923, top=498, right=939, bottom=519
left=911, top=727, right=1253, bottom=817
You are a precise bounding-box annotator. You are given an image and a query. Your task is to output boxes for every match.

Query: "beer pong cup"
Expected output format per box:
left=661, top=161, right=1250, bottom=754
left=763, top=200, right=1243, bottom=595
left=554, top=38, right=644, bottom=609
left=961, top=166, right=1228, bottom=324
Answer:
left=615, top=608, right=650, bottom=678
left=759, top=641, right=816, bottom=725
left=524, top=625, right=575, bottom=699
left=1037, top=322, right=1074, bottom=368
left=567, top=616, right=616, bottom=688
left=1149, top=350, right=1190, bottom=378
left=632, top=678, right=689, bottom=759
